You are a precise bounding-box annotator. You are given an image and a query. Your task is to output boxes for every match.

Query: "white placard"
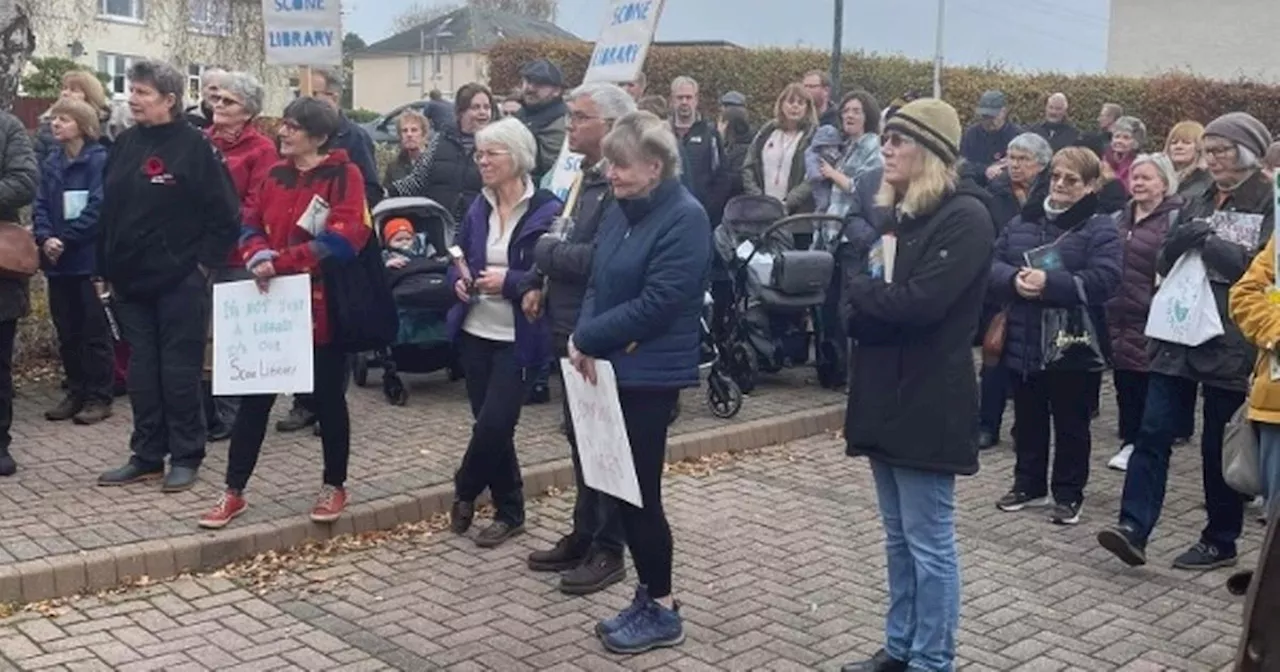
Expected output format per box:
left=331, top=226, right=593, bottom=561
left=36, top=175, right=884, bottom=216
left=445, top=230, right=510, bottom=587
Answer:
left=560, top=358, right=643, bottom=508
left=546, top=147, right=584, bottom=202
left=212, top=276, right=315, bottom=396
left=262, top=0, right=343, bottom=67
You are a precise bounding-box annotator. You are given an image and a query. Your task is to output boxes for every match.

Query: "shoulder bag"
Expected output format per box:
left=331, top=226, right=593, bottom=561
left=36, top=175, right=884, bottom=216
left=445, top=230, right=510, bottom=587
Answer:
left=0, top=221, right=38, bottom=279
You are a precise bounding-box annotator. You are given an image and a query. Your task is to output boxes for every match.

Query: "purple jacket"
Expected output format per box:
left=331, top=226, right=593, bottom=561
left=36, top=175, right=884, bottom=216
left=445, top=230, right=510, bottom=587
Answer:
left=445, top=185, right=561, bottom=367
left=1105, top=196, right=1183, bottom=372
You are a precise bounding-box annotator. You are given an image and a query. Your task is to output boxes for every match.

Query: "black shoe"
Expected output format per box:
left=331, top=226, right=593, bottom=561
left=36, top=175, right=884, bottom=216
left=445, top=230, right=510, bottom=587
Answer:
left=996, top=490, right=1049, bottom=512
left=275, top=406, right=316, bottom=433
left=475, top=520, right=524, bottom=548
left=1097, top=524, right=1147, bottom=567
left=98, top=462, right=164, bottom=486
left=1172, top=542, right=1237, bottom=571
left=1050, top=501, right=1083, bottom=526
left=560, top=548, right=625, bottom=595
left=207, top=423, right=233, bottom=442
left=0, top=449, right=15, bottom=477
left=450, top=500, right=474, bottom=535
left=977, top=430, right=999, bottom=450
left=1227, top=570, right=1254, bottom=596
left=841, top=649, right=909, bottom=672
left=528, top=534, right=588, bottom=572
left=526, top=383, right=550, bottom=405
left=162, top=466, right=199, bottom=493
left=45, top=395, right=83, bottom=422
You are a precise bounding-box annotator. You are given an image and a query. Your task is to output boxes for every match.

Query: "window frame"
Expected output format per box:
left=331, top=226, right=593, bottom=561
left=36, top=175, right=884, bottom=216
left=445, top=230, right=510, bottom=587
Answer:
left=407, top=55, right=423, bottom=85
left=98, top=51, right=140, bottom=100
left=98, top=0, right=145, bottom=24
left=187, top=0, right=232, bottom=37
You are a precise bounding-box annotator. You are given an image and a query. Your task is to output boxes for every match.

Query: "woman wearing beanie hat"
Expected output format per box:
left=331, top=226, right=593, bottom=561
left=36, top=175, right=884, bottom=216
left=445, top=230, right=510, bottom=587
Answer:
left=1098, top=111, right=1274, bottom=572
left=839, top=98, right=994, bottom=672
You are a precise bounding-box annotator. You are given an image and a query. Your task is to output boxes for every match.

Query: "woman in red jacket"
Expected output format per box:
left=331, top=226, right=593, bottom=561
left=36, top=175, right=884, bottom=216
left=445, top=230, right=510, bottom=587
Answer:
left=201, top=70, right=279, bottom=442
left=198, top=97, right=370, bottom=529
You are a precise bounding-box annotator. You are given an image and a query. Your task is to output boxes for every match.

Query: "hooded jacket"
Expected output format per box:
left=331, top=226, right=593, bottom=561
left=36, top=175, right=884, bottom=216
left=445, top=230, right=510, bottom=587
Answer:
left=842, top=182, right=995, bottom=475
left=988, top=192, right=1124, bottom=375
left=1105, top=196, right=1183, bottom=372
left=1149, top=169, right=1274, bottom=392
left=33, top=141, right=108, bottom=277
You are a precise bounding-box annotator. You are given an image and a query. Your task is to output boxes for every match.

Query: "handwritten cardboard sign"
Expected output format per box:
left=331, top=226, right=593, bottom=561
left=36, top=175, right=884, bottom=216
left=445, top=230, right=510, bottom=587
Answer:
left=262, top=0, right=343, bottom=67
left=212, top=276, right=314, bottom=396
left=560, top=358, right=643, bottom=508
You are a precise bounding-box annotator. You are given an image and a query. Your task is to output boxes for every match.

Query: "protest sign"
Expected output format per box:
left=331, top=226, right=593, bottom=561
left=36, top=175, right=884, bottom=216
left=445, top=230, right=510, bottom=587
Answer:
left=212, top=276, right=315, bottom=396
left=262, top=0, right=343, bottom=67
left=545, top=0, right=666, bottom=201
left=560, top=358, right=643, bottom=508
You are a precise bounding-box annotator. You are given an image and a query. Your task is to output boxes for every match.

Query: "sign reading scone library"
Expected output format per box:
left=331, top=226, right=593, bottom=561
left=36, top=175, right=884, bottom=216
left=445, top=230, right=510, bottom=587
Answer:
left=582, top=0, right=667, bottom=83
left=262, top=0, right=343, bottom=66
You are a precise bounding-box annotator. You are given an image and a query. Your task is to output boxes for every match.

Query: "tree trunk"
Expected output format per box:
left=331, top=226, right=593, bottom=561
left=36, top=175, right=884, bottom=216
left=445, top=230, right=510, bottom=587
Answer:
left=0, top=0, right=34, bottom=112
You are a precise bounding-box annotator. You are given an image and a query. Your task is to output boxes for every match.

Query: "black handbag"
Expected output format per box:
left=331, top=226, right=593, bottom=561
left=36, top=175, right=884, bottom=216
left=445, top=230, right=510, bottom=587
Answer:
left=1041, top=276, right=1105, bottom=373
left=322, top=235, right=399, bottom=353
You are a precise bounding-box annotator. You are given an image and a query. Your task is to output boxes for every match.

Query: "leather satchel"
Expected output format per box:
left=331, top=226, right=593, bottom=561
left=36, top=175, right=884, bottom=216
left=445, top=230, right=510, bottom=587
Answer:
left=981, top=308, right=1008, bottom=367
left=0, top=221, right=37, bottom=279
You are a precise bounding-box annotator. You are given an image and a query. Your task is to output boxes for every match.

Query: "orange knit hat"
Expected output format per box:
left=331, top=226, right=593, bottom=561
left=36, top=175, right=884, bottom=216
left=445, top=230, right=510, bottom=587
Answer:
left=383, top=217, right=414, bottom=242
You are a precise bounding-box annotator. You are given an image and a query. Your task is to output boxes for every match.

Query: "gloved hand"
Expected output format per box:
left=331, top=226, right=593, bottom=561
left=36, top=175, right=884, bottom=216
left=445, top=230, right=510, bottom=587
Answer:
left=1163, top=218, right=1212, bottom=261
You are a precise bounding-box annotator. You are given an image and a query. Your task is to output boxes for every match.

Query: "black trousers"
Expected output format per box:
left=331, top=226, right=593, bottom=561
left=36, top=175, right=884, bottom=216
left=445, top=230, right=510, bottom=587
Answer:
left=1113, top=369, right=1148, bottom=446
left=1012, top=370, right=1092, bottom=504
left=116, top=270, right=209, bottom=470
left=454, top=333, right=525, bottom=526
left=554, top=338, right=623, bottom=554
left=0, top=319, right=14, bottom=454
left=225, top=345, right=351, bottom=491
left=47, top=275, right=113, bottom=404
left=612, top=388, right=680, bottom=598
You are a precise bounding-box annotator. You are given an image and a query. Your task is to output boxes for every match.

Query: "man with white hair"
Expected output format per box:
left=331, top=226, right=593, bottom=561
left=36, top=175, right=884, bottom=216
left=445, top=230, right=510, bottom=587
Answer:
left=1028, top=92, right=1080, bottom=152
left=520, top=83, right=636, bottom=596
left=184, top=67, right=227, bottom=129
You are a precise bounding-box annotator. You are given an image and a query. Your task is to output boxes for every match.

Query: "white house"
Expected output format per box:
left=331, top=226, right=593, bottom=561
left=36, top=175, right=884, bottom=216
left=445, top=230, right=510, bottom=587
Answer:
left=1107, top=0, right=1280, bottom=84
left=29, top=0, right=295, bottom=114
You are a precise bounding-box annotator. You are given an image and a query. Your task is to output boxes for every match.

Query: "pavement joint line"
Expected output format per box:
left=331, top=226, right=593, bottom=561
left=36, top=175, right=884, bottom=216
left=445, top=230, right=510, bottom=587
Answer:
left=0, top=404, right=844, bottom=609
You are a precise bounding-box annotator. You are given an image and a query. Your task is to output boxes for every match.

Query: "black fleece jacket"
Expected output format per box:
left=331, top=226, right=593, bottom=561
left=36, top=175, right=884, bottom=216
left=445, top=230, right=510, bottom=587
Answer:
left=97, top=120, right=240, bottom=300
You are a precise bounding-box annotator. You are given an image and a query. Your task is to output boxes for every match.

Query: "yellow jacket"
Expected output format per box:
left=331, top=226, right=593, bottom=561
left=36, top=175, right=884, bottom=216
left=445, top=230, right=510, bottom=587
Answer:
left=1229, top=236, right=1280, bottom=423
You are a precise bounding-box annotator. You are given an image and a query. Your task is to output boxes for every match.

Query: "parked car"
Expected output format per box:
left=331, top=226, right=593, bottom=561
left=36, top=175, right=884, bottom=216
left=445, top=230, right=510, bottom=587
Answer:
left=360, top=99, right=456, bottom=145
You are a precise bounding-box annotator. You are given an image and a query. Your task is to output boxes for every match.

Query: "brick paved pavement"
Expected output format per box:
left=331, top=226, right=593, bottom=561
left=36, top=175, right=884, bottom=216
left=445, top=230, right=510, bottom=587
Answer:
left=0, top=367, right=841, bottom=569
left=0, top=431, right=1261, bottom=671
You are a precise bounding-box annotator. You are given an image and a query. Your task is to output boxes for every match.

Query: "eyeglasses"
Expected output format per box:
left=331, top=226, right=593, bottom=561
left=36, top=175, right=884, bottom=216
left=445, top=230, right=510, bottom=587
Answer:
left=473, top=149, right=511, bottom=163
left=1050, top=171, right=1082, bottom=187
left=568, top=112, right=601, bottom=124
left=279, top=119, right=302, bottom=133
left=208, top=94, right=243, bottom=108
left=880, top=132, right=916, bottom=148
left=1204, top=144, right=1236, bottom=158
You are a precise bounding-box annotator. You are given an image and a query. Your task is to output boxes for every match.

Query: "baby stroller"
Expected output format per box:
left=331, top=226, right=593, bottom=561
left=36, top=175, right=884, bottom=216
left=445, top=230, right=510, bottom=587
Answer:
left=711, top=195, right=844, bottom=394
left=700, top=290, right=743, bottom=418
left=352, top=197, right=462, bottom=405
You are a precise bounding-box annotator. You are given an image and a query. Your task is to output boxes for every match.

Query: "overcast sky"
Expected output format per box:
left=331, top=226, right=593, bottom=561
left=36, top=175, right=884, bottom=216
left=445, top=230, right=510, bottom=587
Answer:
left=343, top=0, right=1111, bottom=73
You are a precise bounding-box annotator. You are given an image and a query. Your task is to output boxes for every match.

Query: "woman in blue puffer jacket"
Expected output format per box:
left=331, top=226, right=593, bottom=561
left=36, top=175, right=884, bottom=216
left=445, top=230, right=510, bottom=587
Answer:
left=989, top=146, right=1122, bottom=526
left=568, top=110, right=710, bottom=656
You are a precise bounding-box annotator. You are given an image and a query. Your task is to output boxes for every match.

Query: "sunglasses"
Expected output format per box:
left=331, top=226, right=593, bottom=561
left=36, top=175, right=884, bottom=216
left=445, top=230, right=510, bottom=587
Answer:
left=208, top=93, right=243, bottom=108
left=881, top=132, right=916, bottom=148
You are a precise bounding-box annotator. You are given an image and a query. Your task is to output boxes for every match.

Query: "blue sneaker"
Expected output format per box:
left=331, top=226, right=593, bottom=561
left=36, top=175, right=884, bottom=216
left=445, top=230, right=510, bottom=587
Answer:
left=601, top=591, right=684, bottom=655
left=595, top=585, right=649, bottom=638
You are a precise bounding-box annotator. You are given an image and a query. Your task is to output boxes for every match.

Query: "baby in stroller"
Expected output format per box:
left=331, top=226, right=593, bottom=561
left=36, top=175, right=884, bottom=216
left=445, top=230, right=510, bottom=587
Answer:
left=382, top=217, right=428, bottom=269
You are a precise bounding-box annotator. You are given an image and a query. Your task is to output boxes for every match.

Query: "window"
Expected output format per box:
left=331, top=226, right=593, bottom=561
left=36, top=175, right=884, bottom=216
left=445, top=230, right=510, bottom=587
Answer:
left=188, top=0, right=231, bottom=36
left=98, top=52, right=137, bottom=99
left=99, top=0, right=144, bottom=22
left=407, top=55, right=422, bottom=85
left=187, top=64, right=205, bottom=102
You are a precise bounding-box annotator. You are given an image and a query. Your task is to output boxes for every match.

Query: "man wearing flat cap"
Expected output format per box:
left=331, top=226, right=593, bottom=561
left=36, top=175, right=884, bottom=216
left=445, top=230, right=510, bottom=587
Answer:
left=959, top=89, right=1020, bottom=187
left=515, top=58, right=569, bottom=187
left=1099, top=111, right=1275, bottom=573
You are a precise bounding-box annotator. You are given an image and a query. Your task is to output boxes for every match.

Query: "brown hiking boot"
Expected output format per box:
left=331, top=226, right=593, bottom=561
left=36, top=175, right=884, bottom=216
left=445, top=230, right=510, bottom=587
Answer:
left=45, top=395, right=82, bottom=422
left=73, top=401, right=113, bottom=425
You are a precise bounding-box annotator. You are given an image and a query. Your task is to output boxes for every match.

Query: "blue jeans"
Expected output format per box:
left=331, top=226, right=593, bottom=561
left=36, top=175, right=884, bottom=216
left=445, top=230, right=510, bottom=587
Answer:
left=869, top=460, right=959, bottom=672
left=977, top=364, right=1008, bottom=436
left=1119, top=373, right=1244, bottom=555
left=1254, top=423, right=1280, bottom=505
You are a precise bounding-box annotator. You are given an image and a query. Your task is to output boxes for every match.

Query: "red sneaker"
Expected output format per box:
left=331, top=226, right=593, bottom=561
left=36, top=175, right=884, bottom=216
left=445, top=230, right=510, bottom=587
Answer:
left=198, top=490, right=247, bottom=529
left=310, top=485, right=347, bottom=523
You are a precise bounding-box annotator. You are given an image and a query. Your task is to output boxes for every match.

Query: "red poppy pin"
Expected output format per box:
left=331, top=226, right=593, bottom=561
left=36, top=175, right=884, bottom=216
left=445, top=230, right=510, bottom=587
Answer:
left=143, top=156, right=165, bottom=177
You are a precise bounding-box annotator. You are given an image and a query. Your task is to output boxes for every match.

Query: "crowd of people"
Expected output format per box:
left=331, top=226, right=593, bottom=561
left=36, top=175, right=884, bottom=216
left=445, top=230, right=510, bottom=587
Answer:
left=0, top=56, right=1275, bottom=670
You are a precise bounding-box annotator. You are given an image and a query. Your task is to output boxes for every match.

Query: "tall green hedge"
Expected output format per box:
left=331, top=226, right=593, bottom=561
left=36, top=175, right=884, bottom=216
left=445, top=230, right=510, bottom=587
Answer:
left=488, top=40, right=1280, bottom=149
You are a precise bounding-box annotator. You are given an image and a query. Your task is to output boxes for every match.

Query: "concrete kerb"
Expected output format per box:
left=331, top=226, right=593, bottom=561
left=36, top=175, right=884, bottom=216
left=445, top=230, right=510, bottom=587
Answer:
left=0, top=403, right=844, bottom=606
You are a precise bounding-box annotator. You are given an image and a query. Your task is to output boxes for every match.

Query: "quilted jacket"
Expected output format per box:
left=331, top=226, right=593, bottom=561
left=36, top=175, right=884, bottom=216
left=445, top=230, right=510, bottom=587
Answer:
left=1105, top=196, right=1184, bottom=372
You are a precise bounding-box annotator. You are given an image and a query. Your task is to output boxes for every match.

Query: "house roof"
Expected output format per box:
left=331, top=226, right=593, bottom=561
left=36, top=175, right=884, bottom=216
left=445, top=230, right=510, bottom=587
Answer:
left=359, top=7, right=580, bottom=57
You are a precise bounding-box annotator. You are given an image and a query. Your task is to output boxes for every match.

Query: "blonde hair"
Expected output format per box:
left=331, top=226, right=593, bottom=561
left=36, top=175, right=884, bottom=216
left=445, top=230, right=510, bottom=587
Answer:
left=603, top=110, right=683, bottom=180
left=1164, top=120, right=1206, bottom=176
left=398, top=108, right=430, bottom=135
left=773, top=83, right=817, bottom=129
left=1051, top=146, right=1104, bottom=188
left=876, top=148, right=957, bottom=218
left=60, top=70, right=109, bottom=115
left=49, top=98, right=101, bottom=140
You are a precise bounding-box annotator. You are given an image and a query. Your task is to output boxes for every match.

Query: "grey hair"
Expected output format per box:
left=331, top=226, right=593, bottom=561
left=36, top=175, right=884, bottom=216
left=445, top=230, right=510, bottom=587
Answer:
left=1112, top=116, right=1147, bottom=146
left=670, top=76, right=699, bottom=93
left=201, top=67, right=228, bottom=86
left=1007, top=132, right=1052, bottom=167
left=602, top=110, right=683, bottom=180
left=1048, top=92, right=1068, bottom=106
left=1101, top=102, right=1124, bottom=118
left=312, top=67, right=345, bottom=94
left=475, top=117, right=538, bottom=177
left=1236, top=144, right=1262, bottom=170
left=126, top=59, right=185, bottom=118
left=218, top=71, right=265, bottom=118
left=1132, top=153, right=1179, bottom=196
left=568, top=82, right=637, bottom=122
